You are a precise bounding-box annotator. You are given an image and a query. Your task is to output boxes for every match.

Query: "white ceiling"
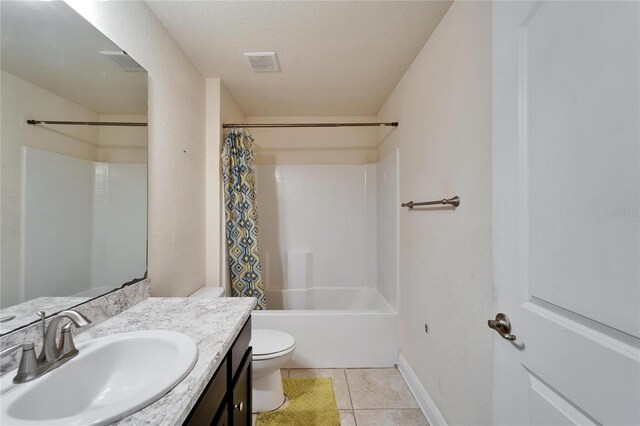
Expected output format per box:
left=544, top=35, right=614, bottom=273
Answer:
left=1, top=1, right=147, bottom=114
left=147, top=1, right=452, bottom=116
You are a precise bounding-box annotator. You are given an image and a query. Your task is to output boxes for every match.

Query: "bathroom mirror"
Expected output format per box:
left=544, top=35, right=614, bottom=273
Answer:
left=0, top=1, right=148, bottom=335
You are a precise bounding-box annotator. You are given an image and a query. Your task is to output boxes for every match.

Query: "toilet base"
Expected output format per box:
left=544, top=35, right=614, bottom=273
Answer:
left=252, top=369, right=285, bottom=413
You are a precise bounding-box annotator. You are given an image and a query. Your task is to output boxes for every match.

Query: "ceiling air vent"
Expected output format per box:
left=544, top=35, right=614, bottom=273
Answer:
left=100, top=51, right=145, bottom=72
left=244, top=52, right=280, bottom=72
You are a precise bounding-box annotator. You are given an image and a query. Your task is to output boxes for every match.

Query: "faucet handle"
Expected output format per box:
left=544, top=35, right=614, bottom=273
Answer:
left=0, top=341, right=34, bottom=358
left=0, top=342, right=39, bottom=384
left=59, top=321, right=79, bottom=356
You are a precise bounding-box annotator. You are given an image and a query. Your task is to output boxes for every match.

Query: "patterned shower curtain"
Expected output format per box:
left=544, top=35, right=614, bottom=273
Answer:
left=221, top=129, right=266, bottom=310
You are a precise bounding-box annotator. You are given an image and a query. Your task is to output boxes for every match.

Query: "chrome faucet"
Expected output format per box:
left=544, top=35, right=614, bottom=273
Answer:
left=43, top=310, right=90, bottom=362
left=0, top=309, right=91, bottom=383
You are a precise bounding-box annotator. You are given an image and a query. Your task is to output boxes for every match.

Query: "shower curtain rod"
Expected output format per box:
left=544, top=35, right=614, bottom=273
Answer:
left=27, top=120, right=147, bottom=127
left=222, top=122, right=398, bottom=128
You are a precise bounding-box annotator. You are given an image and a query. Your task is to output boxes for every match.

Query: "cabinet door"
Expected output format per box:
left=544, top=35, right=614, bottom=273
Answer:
left=185, top=358, right=228, bottom=426
left=214, top=405, right=228, bottom=426
left=231, top=349, right=252, bottom=426
left=231, top=318, right=251, bottom=381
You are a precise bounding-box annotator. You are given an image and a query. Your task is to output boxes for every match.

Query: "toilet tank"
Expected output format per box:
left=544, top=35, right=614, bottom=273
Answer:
left=190, top=286, right=225, bottom=298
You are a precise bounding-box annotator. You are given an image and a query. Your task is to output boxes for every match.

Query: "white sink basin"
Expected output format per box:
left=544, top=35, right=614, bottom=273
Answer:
left=1, top=330, right=198, bottom=425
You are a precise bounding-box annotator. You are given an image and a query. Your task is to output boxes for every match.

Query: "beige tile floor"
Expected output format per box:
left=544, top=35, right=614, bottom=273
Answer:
left=253, top=368, right=429, bottom=426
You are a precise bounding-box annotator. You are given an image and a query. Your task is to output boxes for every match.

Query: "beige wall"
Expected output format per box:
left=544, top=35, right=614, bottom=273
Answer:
left=247, top=116, right=378, bottom=165
left=0, top=70, right=100, bottom=308
left=377, top=2, right=493, bottom=424
left=219, top=84, right=246, bottom=294
left=97, top=114, right=148, bottom=164
left=205, top=79, right=246, bottom=292
left=67, top=0, right=206, bottom=297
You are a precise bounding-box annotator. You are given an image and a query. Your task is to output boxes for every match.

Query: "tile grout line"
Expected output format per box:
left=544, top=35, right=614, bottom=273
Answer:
left=283, top=368, right=426, bottom=425
left=344, top=369, right=357, bottom=426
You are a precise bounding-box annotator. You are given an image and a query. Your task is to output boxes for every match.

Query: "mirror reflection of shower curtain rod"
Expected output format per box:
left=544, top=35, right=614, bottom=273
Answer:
left=222, top=122, right=398, bottom=128
left=27, top=120, right=147, bottom=127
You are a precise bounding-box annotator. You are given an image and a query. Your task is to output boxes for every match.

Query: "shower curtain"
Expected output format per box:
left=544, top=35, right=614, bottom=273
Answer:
left=221, top=129, right=266, bottom=310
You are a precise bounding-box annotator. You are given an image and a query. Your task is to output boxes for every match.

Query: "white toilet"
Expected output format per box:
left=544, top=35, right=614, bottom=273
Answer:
left=189, top=288, right=296, bottom=413
left=251, top=329, right=295, bottom=413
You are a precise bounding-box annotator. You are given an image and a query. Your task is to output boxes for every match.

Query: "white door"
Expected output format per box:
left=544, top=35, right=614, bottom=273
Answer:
left=492, top=1, right=639, bottom=425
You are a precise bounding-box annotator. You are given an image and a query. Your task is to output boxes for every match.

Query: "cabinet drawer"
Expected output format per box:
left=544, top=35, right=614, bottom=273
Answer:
left=230, top=317, right=251, bottom=381
left=185, top=358, right=228, bottom=426
left=231, top=348, right=252, bottom=426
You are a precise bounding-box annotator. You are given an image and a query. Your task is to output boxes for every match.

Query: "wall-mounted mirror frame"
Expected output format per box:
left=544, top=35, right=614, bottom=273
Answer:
left=0, top=1, right=148, bottom=335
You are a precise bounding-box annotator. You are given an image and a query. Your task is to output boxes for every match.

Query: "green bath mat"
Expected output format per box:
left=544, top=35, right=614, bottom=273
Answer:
left=257, top=378, right=340, bottom=426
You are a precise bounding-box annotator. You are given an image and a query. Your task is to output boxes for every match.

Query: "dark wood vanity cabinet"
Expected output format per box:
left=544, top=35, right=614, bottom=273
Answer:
left=213, top=405, right=228, bottom=426
left=231, top=348, right=252, bottom=426
left=185, top=317, right=252, bottom=426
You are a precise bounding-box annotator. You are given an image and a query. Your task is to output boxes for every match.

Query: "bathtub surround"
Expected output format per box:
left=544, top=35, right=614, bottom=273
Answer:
left=377, top=2, right=493, bottom=425
left=376, top=150, right=399, bottom=308
left=255, top=164, right=377, bottom=291
left=90, top=162, right=147, bottom=289
left=255, top=151, right=397, bottom=306
left=22, top=148, right=93, bottom=300
left=222, top=130, right=266, bottom=309
left=246, top=138, right=398, bottom=364
left=262, top=288, right=391, bottom=311
left=66, top=1, right=207, bottom=297
left=22, top=148, right=147, bottom=300
left=0, top=279, right=150, bottom=375
left=285, top=252, right=313, bottom=290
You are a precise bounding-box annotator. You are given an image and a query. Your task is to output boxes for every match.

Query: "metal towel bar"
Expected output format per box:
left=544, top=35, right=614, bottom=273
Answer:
left=401, top=196, right=460, bottom=209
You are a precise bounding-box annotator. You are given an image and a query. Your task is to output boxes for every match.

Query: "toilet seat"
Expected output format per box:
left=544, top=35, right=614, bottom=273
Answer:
left=252, top=329, right=295, bottom=360
left=253, top=345, right=295, bottom=361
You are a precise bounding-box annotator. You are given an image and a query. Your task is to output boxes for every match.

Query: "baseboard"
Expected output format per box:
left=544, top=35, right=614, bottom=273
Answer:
left=397, top=353, right=448, bottom=426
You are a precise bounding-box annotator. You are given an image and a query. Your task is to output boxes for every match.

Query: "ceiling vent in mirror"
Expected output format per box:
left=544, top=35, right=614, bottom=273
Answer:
left=244, top=52, right=280, bottom=72
left=100, top=51, right=145, bottom=72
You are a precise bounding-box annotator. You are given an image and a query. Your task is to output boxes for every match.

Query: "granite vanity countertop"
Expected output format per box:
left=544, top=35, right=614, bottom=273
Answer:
left=73, top=297, right=256, bottom=426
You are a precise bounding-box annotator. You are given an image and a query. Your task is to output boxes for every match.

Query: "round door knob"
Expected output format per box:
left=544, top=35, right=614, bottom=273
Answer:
left=234, top=402, right=244, bottom=412
left=488, top=313, right=516, bottom=341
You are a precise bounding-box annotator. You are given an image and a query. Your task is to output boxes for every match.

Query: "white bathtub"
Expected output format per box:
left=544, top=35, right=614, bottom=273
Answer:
left=252, top=287, right=398, bottom=368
